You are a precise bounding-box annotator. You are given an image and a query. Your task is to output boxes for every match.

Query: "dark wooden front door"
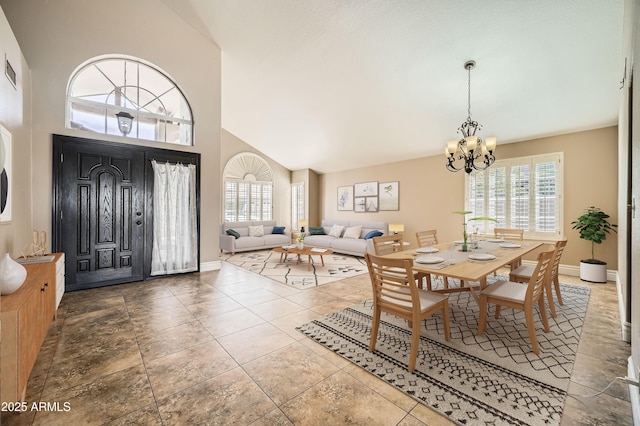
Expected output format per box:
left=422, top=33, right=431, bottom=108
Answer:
left=54, top=137, right=145, bottom=291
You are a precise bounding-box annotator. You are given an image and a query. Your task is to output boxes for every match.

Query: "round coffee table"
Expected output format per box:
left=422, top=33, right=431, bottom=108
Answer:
left=272, top=246, right=333, bottom=270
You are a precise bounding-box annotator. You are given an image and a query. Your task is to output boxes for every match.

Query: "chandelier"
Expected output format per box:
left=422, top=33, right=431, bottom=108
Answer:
left=445, top=60, right=497, bottom=173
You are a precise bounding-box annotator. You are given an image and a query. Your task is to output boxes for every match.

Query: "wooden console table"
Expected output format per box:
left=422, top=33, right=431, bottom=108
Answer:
left=1, top=252, right=64, bottom=402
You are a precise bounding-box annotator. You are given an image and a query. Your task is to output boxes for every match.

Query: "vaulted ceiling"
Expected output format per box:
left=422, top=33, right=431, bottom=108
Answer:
left=165, top=0, right=624, bottom=173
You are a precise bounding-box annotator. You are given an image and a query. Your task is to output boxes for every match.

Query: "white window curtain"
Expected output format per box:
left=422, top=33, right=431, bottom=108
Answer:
left=151, top=160, right=198, bottom=276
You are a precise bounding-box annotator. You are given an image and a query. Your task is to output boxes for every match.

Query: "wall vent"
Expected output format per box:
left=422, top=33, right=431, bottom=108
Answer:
left=5, top=55, right=16, bottom=88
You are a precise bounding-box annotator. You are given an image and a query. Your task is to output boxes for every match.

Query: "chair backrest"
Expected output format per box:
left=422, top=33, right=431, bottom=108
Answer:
left=526, top=249, right=555, bottom=302
left=365, top=253, right=419, bottom=318
left=551, top=238, right=568, bottom=278
left=494, top=228, right=524, bottom=241
left=416, top=229, right=438, bottom=247
left=372, top=234, right=404, bottom=256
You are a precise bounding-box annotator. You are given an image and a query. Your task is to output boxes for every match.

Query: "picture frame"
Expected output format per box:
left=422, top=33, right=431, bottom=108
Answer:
left=354, top=181, right=378, bottom=197
left=378, top=181, right=399, bottom=211
left=337, top=185, right=354, bottom=211
left=354, top=196, right=378, bottom=213
left=0, top=123, right=12, bottom=223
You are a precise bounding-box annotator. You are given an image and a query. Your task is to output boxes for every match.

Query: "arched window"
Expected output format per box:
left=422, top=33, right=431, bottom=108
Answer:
left=223, top=153, right=273, bottom=222
left=66, top=56, right=193, bottom=146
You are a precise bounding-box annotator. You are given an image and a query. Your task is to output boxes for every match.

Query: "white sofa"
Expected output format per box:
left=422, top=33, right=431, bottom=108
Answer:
left=220, top=220, right=291, bottom=254
left=302, top=219, right=388, bottom=257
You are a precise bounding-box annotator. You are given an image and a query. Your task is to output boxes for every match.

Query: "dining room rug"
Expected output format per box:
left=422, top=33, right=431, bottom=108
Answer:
left=221, top=249, right=367, bottom=289
left=297, top=278, right=590, bottom=426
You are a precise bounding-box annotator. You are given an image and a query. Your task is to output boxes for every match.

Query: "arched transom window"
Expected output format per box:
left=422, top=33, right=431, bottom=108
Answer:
left=66, top=56, right=193, bottom=146
left=223, top=153, right=273, bottom=222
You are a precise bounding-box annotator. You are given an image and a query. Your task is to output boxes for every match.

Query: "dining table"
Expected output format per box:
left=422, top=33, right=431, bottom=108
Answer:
left=382, top=238, right=544, bottom=303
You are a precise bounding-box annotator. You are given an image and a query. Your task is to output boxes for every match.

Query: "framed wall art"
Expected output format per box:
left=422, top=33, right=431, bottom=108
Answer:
left=337, top=185, right=353, bottom=211
left=354, top=196, right=378, bottom=213
left=354, top=181, right=378, bottom=197
left=0, top=123, right=12, bottom=223
left=379, top=181, right=399, bottom=211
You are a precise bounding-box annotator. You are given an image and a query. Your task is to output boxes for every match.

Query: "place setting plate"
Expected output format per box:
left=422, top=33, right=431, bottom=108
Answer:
left=499, top=242, right=521, bottom=248
left=468, top=253, right=497, bottom=261
left=486, top=239, right=504, bottom=243
left=415, top=247, right=439, bottom=254
left=415, top=255, right=445, bottom=264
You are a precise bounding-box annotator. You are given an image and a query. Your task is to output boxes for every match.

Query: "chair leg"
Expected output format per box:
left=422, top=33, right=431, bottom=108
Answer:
left=442, top=303, right=451, bottom=341
left=538, top=298, right=550, bottom=332
left=524, top=308, right=540, bottom=355
left=494, top=305, right=502, bottom=319
left=554, top=275, right=564, bottom=306
left=409, top=319, right=421, bottom=372
left=369, top=307, right=381, bottom=352
left=545, top=282, right=557, bottom=318
left=477, top=296, right=488, bottom=335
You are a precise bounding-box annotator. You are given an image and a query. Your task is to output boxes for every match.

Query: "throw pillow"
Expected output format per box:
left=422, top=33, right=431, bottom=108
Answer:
left=226, top=229, right=241, bottom=239
left=343, top=225, right=362, bottom=239
left=328, top=224, right=345, bottom=238
left=364, top=230, right=384, bottom=240
left=248, top=225, right=265, bottom=237
left=272, top=226, right=285, bottom=234
left=309, top=226, right=326, bottom=235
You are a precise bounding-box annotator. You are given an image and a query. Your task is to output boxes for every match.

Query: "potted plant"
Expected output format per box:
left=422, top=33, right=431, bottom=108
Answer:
left=571, top=206, right=617, bottom=283
left=453, top=211, right=497, bottom=252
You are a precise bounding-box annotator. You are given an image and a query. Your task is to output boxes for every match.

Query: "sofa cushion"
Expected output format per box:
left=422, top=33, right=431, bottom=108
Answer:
left=343, top=225, right=362, bottom=239
left=235, top=236, right=266, bottom=249
left=226, top=229, right=241, bottom=239
left=328, top=224, right=345, bottom=238
left=304, top=235, right=336, bottom=247
left=272, top=226, right=286, bottom=234
left=309, top=226, right=326, bottom=235
left=263, top=234, right=290, bottom=246
left=331, top=237, right=367, bottom=253
left=364, top=230, right=384, bottom=240
left=248, top=225, right=265, bottom=237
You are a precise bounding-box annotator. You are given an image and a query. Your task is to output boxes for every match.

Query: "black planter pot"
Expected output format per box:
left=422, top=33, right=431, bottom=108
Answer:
left=579, top=258, right=607, bottom=283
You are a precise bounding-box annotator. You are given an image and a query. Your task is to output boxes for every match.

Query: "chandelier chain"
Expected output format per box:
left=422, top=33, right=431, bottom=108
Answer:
left=467, top=65, right=472, bottom=121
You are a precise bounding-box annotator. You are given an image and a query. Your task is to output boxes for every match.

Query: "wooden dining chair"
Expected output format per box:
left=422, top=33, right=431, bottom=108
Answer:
left=494, top=227, right=525, bottom=270
left=372, top=234, right=430, bottom=289
left=365, top=253, right=450, bottom=372
left=415, top=229, right=453, bottom=290
left=477, top=248, right=555, bottom=355
left=415, top=229, right=438, bottom=247
left=509, top=238, right=568, bottom=318
left=494, top=228, right=524, bottom=241
left=371, top=234, right=403, bottom=256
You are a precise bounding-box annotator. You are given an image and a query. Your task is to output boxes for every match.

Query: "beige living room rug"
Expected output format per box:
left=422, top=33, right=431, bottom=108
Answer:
left=221, top=249, right=368, bottom=289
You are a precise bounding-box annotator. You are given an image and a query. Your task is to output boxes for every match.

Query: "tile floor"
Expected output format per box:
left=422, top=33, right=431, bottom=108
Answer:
left=2, top=262, right=633, bottom=425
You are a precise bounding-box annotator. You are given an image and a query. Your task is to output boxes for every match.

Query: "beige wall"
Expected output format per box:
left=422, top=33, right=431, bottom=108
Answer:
left=1, top=0, right=222, bottom=262
left=321, top=126, right=619, bottom=269
left=221, top=129, right=291, bottom=229
left=0, top=7, right=32, bottom=257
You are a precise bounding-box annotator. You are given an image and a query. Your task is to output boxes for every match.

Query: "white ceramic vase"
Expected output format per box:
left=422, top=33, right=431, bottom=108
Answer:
left=0, top=253, right=27, bottom=295
left=297, top=242, right=304, bottom=250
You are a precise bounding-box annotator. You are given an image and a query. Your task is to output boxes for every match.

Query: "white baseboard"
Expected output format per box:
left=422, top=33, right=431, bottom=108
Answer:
left=521, top=260, right=617, bottom=281
left=629, top=357, right=640, bottom=425
left=200, top=260, right=222, bottom=272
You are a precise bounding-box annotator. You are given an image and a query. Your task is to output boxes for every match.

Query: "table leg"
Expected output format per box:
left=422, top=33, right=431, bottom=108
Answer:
left=307, top=255, right=312, bottom=270
left=320, top=255, right=325, bottom=266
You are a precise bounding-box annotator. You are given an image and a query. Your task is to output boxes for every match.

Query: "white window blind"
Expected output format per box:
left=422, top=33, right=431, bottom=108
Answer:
left=291, top=182, right=305, bottom=231
left=465, top=153, right=563, bottom=239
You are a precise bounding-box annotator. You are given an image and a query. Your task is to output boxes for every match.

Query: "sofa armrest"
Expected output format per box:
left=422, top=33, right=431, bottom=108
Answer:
left=219, top=234, right=236, bottom=253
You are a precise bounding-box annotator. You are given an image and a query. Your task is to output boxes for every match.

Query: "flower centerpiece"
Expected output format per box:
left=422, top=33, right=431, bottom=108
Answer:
left=453, top=210, right=497, bottom=252
left=296, top=233, right=305, bottom=249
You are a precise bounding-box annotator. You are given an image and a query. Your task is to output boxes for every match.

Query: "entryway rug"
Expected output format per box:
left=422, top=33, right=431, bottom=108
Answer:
left=297, top=278, right=590, bottom=426
left=221, top=249, right=367, bottom=289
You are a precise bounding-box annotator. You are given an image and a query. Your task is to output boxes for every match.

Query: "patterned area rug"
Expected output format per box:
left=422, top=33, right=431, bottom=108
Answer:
left=297, top=277, right=590, bottom=426
left=221, top=249, right=367, bottom=289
